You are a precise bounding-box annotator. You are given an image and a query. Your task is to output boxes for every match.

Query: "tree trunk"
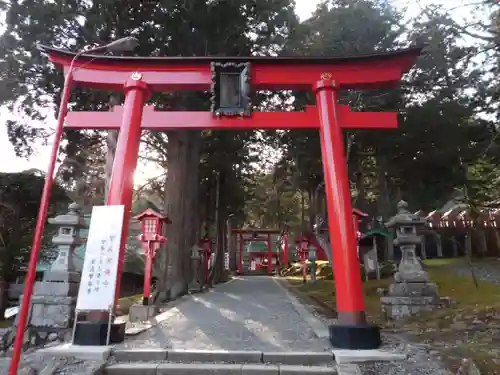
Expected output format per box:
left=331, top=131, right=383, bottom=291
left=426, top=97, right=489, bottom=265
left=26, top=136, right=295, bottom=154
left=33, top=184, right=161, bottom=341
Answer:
left=300, top=190, right=306, bottom=230
left=228, top=216, right=237, bottom=271
left=276, top=185, right=281, bottom=226
left=435, top=233, right=443, bottom=257
left=475, top=229, right=488, bottom=256
left=451, top=235, right=459, bottom=257
left=105, top=131, right=118, bottom=199
left=0, top=280, right=8, bottom=320
left=185, top=131, right=201, bottom=282
left=494, top=229, right=500, bottom=256
left=376, top=155, right=392, bottom=220
left=210, top=171, right=227, bottom=284
left=159, top=130, right=201, bottom=300
left=465, top=232, right=473, bottom=258
left=307, top=189, right=315, bottom=229
left=213, top=206, right=227, bottom=284
left=0, top=243, right=10, bottom=319
left=105, top=94, right=120, bottom=201
left=354, top=155, right=366, bottom=210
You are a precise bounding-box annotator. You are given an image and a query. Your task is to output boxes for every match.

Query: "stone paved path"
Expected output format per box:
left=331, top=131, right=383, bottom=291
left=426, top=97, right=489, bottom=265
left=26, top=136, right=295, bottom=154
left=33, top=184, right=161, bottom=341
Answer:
left=444, top=258, right=500, bottom=285
left=116, top=276, right=332, bottom=352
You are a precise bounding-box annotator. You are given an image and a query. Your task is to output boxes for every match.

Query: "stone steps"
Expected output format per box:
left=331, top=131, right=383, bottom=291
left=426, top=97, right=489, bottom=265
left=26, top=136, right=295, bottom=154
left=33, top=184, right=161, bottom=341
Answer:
left=112, top=349, right=335, bottom=365
left=105, top=362, right=337, bottom=375
left=105, top=349, right=337, bottom=374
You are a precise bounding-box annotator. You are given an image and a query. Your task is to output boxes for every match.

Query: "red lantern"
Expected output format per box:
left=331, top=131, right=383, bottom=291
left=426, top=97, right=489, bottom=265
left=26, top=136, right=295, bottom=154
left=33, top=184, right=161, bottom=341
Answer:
left=281, top=230, right=289, bottom=265
left=133, top=208, right=171, bottom=305
left=299, top=238, right=309, bottom=259
left=198, top=238, right=214, bottom=284
left=352, top=208, right=368, bottom=238
left=298, top=237, right=310, bottom=283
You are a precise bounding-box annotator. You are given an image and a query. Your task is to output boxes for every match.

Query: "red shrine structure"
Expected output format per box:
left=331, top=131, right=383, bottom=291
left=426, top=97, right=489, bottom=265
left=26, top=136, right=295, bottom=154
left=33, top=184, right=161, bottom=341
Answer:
left=297, top=208, right=370, bottom=261
left=12, top=41, right=422, bottom=364
left=232, top=228, right=281, bottom=274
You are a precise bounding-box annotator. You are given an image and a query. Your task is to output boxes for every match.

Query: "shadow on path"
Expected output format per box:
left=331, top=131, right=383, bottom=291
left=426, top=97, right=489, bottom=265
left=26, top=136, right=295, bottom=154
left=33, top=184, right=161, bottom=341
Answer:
left=117, top=276, right=330, bottom=351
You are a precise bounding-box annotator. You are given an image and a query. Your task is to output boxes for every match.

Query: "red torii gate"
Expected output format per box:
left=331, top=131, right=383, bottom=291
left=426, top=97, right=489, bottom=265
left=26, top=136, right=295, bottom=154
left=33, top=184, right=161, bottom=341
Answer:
left=231, top=228, right=281, bottom=274
left=18, top=44, right=421, bottom=355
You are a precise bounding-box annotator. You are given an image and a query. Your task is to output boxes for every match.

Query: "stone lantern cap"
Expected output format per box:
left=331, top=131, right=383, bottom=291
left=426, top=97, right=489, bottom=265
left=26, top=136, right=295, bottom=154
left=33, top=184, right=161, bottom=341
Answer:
left=191, top=244, right=202, bottom=259
left=48, top=202, right=87, bottom=227
left=385, top=200, right=427, bottom=228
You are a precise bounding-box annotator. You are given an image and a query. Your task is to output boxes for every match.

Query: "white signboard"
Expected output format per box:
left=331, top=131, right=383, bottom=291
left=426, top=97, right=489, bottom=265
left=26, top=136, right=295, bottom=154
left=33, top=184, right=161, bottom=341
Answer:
left=363, top=247, right=380, bottom=280
left=4, top=306, right=19, bottom=319
left=76, top=205, right=125, bottom=311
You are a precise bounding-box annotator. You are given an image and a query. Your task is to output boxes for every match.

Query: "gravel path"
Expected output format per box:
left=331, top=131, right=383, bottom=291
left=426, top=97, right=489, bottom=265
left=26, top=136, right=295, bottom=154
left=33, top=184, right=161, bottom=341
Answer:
left=116, top=276, right=332, bottom=352
left=0, top=354, right=106, bottom=375
left=358, top=334, right=453, bottom=375
left=444, top=259, right=500, bottom=285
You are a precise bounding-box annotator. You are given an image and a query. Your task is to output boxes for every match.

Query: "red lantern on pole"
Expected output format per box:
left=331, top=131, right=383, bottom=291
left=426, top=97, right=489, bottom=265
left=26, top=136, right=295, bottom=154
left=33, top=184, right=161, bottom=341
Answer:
left=198, top=238, right=214, bottom=284
left=282, top=230, right=289, bottom=265
left=352, top=208, right=368, bottom=259
left=134, top=208, right=171, bottom=305
left=352, top=208, right=368, bottom=239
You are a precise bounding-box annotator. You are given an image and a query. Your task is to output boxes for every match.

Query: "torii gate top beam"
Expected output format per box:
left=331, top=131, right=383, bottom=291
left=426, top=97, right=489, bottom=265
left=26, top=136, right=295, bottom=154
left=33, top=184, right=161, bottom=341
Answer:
left=38, top=45, right=423, bottom=131
left=38, top=45, right=422, bottom=92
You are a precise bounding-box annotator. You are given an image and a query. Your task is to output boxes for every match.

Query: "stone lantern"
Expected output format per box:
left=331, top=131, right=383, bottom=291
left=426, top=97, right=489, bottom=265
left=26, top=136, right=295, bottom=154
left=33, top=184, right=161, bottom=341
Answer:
left=308, top=246, right=317, bottom=282
left=45, top=202, right=87, bottom=280
left=189, top=244, right=203, bottom=292
left=18, top=202, right=86, bottom=344
left=380, top=200, right=440, bottom=319
left=298, top=236, right=310, bottom=283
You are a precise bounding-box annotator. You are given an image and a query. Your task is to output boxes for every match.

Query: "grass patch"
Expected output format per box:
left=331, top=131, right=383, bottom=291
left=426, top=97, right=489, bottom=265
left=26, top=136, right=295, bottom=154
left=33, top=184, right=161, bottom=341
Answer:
left=285, top=260, right=500, bottom=375
left=0, top=319, right=13, bottom=328
left=423, top=258, right=464, bottom=266
left=115, top=294, right=143, bottom=316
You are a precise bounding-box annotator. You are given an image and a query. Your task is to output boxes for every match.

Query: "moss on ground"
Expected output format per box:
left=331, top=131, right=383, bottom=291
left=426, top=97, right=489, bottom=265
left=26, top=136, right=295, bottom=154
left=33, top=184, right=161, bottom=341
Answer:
left=286, top=258, right=500, bottom=375
left=114, top=294, right=144, bottom=316
left=0, top=319, right=12, bottom=328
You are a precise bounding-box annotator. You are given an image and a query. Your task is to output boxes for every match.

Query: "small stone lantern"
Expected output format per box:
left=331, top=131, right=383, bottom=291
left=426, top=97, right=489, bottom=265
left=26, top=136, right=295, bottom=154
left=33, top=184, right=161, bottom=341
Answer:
left=189, top=244, right=203, bottom=292
left=19, top=202, right=86, bottom=342
left=46, top=202, right=87, bottom=280
left=308, top=246, right=317, bottom=282
left=298, top=236, right=310, bottom=283
left=386, top=201, right=427, bottom=281
left=380, top=200, right=440, bottom=319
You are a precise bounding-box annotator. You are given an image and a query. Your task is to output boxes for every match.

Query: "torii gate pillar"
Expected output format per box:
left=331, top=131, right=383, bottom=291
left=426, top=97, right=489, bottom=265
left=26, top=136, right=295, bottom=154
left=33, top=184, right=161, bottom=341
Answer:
left=106, top=76, right=151, bottom=307
left=315, top=80, right=379, bottom=345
